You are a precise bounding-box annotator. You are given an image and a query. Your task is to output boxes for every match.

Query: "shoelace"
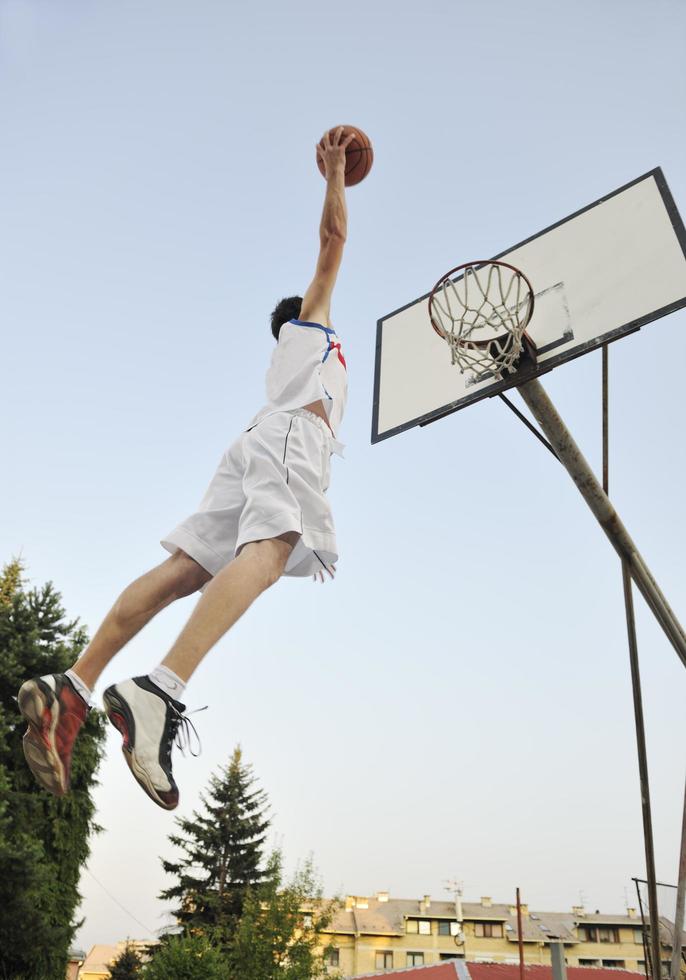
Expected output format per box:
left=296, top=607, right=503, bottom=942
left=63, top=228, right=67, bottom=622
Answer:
left=168, top=703, right=207, bottom=758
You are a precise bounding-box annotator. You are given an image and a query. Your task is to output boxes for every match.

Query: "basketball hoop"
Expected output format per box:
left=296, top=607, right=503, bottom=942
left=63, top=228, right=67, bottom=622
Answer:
left=428, top=260, right=536, bottom=381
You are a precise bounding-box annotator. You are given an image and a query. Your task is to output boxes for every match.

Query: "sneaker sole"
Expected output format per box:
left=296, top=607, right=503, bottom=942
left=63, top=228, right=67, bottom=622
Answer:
left=103, top=687, right=178, bottom=811
left=18, top=679, right=67, bottom=796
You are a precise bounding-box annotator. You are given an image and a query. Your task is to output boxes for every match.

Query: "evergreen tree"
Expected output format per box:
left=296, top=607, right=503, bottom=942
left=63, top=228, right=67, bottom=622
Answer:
left=108, top=943, right=144, bottom=979
left=160, top=745, right=270, bottom=948
left=227, top=850, right=341, bottom=980
left=0, top=558, right=107, bottom=980
left=142, top=934, right=227, bottom=980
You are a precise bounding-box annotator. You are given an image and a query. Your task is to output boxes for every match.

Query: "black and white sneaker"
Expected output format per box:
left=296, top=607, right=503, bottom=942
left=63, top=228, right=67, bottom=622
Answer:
left=102, top=676, right=201, bottom=810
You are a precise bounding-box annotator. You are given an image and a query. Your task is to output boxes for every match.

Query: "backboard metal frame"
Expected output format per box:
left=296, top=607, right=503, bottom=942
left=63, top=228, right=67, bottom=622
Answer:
left=371, top=167, right=686, bottom=444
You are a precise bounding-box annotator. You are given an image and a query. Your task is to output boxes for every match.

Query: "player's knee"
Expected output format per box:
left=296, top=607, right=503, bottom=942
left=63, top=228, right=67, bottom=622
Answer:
left=170, top=551, right=211, bottom=598
left=266, top=534, right=298, bottom=586
left=258, top=552, right=286, bottom=590
left=244, top=540, right=290, bottom=590
left=262, top=564, right=283, bottom=590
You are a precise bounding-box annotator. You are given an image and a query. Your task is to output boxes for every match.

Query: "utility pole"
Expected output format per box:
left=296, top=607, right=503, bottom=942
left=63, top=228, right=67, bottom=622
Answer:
left=517, top=887, right=526, bottom=980
left=445, top=879, right=466, bottom=957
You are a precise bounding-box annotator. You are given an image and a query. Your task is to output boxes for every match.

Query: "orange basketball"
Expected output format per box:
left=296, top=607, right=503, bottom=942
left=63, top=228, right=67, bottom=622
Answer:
left=317, top=125, right=373, bottom=187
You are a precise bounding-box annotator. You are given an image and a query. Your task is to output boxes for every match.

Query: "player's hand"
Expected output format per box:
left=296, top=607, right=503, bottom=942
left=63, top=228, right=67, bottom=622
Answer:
left=316, top=127, right=355, bottom=181
left=313, top=563, right=337, bottom=583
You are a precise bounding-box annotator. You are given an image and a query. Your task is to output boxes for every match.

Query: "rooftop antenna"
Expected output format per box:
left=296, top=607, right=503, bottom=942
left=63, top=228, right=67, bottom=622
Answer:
left=444, top=879, right=465, bottom=948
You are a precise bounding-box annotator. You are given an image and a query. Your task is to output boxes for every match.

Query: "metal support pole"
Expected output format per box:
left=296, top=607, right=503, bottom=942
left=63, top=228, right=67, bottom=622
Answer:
left=517, top=887, right=526, bottom=980
left=602, top=344, right=661, bottom=980
left=636, top=878, right=653, bottom=979
left=602, top=345, right=609, bottom=494
left=671, top=777, right=686, bottom=980
left=517, top=377, right=686, bottom=669
left=551, top=942, right=568, bottom=980
left=623, top=564, right=663, bottom=980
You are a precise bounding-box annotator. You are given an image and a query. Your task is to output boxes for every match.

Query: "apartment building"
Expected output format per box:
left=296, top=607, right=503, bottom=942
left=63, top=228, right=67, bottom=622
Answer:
left=321, top=893, right=680, bottom=977
left=73, top=939, right=157, bottom=979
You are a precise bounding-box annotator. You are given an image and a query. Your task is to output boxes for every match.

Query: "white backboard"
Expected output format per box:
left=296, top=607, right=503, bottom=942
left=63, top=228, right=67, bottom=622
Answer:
left=372, top=169, right=686, bottom=443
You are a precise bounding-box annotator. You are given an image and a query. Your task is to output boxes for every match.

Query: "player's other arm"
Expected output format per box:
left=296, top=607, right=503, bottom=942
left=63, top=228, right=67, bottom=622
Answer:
left=299, top=127, right=354, bottom=329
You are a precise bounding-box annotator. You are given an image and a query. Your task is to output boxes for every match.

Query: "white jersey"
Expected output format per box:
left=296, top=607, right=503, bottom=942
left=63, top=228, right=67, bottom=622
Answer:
left=248, top=319, right=348, bottom=444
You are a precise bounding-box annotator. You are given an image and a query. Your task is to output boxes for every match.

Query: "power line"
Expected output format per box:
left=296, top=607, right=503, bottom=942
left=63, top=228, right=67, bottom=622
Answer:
left=84, top=867, right=155, bottom=936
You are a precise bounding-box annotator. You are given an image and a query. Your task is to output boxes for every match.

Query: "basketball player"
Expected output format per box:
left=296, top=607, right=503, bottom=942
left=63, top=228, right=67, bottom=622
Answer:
left=18, top=126, right=354, bottom=810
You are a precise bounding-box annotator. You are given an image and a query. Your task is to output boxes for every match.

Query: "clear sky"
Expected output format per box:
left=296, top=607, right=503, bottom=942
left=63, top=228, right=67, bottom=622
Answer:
left=1, top=0, right=685, bottom=954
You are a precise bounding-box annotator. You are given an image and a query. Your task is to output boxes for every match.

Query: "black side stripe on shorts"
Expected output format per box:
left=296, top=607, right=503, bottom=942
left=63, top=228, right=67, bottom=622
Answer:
left=282, top=417, right=295, bottom=485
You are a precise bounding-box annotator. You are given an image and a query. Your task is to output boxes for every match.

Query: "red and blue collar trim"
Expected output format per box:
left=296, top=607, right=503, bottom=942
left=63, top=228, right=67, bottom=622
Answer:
left=288, top=319, right=346, bottom=369
left=289, top=318, right=336, bottom=336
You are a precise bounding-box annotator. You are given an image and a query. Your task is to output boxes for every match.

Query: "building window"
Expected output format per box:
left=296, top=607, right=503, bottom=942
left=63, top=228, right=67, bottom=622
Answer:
left=408, top=952, right=425, bottom=966
left=579, top=926, right=598, bottom=942
left=441, top=953, right=462, bottom=960
left=438, top=920, right=460, bottom=936
left=302, top=914, right=313, bottom=929
left=375, top=951, right=393, bottom=970
left=599, top=928, right=619, bottom=944
left=407, top=918, right=432, bottom=935
left=579, top=960, right=601, bottom=967
left=475, top=922, right=504, bottom=938
left=327, top=948, right=339, bottom=967
left=602, top=960, right=625, bottom=969
left=634, top=929, right=644, bottom=944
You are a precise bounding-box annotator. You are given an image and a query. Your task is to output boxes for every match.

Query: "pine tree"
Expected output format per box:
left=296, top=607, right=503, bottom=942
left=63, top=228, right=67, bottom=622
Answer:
left=108, top=943, right=144, bottom=979
left=142, top=934, right=228, bottom=980
left=227, top=850, right=341, bottom=980
left=160, top=745, right=271, bottom=948
left=0, top=558, right=107, bottom=980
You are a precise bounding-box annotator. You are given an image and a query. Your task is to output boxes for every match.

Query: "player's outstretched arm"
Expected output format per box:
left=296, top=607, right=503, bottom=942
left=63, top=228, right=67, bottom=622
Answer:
left=300, top=126, right=354, bottom=328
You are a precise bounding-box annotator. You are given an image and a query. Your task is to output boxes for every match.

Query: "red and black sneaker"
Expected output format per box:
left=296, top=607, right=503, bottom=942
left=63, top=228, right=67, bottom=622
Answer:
left=18, top=674, right=89, bottom=796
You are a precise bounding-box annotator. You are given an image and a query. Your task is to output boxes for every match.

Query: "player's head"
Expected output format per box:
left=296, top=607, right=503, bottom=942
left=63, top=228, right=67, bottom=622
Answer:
left=271, top=296, right=302, bottom=340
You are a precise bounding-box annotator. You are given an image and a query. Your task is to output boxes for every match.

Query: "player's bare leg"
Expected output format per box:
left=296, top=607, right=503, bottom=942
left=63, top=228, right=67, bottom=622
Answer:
left=18, top=549, right=210, bottom=796
left=161, top=533, right=298, bottom=682
left=102, top=533, right=298, bottom=809
left=70, top=550, right=212, bottom=690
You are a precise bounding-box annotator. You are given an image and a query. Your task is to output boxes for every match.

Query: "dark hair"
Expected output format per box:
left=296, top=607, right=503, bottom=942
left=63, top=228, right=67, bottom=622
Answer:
left=270, top=296, right=302, bottom=341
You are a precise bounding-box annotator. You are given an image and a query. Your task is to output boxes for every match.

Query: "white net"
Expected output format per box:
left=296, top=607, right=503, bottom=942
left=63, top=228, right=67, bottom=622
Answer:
left=429, top=261, right=535, bottom=382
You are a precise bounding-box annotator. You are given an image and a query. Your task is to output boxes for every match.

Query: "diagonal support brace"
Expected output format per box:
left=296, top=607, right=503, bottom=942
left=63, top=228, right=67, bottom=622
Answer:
left=517, top=377, right=686, bottom=669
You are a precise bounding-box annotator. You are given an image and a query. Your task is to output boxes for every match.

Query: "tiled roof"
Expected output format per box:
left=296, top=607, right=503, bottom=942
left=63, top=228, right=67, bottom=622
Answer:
left=328, top=898, right=505, bottom=936
left=462, top=904, right=513, bottom=921
left=577, top=914, right=644, bottom=926
left=352, top=906, right=406, bottom=936
left=505, top=912, right=578, bottom=944
left=325, top=894, right=674, bottom=946
left=351, top=962, right=459, bottom=979
left=328, top=908, right=357, bottom=935
left=79, top=940, right=157, bottom=975
left=468, top=965, right=642, bottom=980
left=328, top=900, right=441, bottom=936
left=350, top=963, right=646, bottom=980
left=79, top=944, right=118, bottom=973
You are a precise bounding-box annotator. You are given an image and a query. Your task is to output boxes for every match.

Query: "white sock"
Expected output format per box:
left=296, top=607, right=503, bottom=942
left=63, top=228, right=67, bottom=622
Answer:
left=149, top=665, right=186, bottom=700
left=64, top=669, right=92, bottom=706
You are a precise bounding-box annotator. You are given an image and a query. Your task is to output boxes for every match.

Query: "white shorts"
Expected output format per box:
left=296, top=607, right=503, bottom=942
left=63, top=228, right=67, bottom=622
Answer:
left=161, top=409, right=342, bottom=579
